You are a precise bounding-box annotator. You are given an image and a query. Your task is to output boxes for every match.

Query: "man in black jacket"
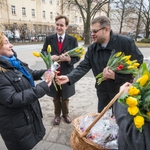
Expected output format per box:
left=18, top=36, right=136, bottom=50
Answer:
left=41, top=15, right=80, bottom=125
left=56, top=16, right=143, bottom=113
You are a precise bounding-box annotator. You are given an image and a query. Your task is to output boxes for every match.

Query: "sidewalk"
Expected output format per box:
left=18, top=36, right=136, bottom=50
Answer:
left=0, top=68, right=99, bottom=150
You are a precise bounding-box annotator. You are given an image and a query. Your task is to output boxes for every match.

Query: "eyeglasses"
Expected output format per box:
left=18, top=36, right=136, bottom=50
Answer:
left=90, top=27, right=105, bottom=34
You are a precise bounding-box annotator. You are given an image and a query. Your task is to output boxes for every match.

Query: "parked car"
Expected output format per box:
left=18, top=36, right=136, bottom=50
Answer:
left=129, top=34, right=144, bottom=42
left=36, top=34, right=46, bottom=42
left=3, top=30, right=20, bottom=42
left=3, top=30, right=14, bottom=42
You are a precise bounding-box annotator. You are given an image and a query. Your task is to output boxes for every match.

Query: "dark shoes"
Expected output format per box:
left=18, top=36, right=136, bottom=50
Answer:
left=53, top=115, right=72, bottom=125
left=63, top=115, right=72, bottom=124
left=53, top=116, right=61, bottom=125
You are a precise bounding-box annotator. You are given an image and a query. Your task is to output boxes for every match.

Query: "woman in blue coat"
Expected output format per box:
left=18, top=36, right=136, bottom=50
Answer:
left=0, top=31, right=53, bottom=150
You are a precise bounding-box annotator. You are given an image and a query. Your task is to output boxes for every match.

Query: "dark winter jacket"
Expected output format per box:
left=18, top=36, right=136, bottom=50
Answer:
left=41, top=34, right=80, bottom=99
left=0, top=56, right=50, bottom=150
left=114, top=101, right=150, bottom=150
left=67, top=31, right=143, bottom=111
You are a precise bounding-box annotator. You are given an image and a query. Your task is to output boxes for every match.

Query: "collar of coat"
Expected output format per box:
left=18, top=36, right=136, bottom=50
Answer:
left=50, top=34, right=73, bottom=53
left=91, top=30, right=120, bottom=52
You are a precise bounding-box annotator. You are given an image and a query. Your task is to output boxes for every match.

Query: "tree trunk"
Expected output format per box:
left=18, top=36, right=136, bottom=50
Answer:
left=135, top=0, right=143, bottom=41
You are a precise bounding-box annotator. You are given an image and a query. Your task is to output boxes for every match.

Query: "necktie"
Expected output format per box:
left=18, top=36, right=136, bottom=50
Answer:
left=59, top=36, right=62, bottom=43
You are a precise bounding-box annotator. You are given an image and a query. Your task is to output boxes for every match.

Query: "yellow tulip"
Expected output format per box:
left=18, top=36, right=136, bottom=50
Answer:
left=116, top=52, right=122, bottom=57
left=132, top=60, right=137, bottom=63
left=122, top=55, right=131, bottom=61
left=133, top=63, right=140, bottom=67
left=47, top=45, right=51, bottom=52
left=32, top=52, right=40, bottom=57
left=136, top=74, right=148, bottom=86
left=146, top=111, right=150, bottom=117
left=127, top=66, right=136, bottom=69
left=128, top=86, right=140, bottom=96
left=128, top=106, right=139, bottom=116
left=134, top=115, right=144, bottom=129
left=75, top=49, right=79, bottom=52
left=82, top=51, right=85, bottom=55
left=126, top=60, right=132, bottom=65
left=126, top=96, right=138, bottom=107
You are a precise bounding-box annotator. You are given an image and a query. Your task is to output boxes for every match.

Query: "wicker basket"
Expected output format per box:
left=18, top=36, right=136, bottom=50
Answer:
left=70, top=91, right=124, bottom=150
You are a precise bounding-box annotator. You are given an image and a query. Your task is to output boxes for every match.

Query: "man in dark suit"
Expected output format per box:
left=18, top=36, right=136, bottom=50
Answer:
left=41, top=15, right=80, bottom=125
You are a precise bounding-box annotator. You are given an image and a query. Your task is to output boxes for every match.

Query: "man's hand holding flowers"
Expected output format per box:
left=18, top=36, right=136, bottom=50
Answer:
left=96, top=51, right=140, bottom=85
left=103, top=66, right=115, bottom=80
left=59, top=53, right=71, bottom=62
left=51, top=55, right=60, bottom=61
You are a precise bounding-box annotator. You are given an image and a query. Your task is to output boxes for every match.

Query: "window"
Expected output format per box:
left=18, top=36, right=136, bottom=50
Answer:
left=74, top=5, right=77, bottom=10
left=49, top=0, right=53, bottom=4
left=13, top=23, right=17, bottom=30
left=33, top=24, right=36, bottom=31
left=32, top=9, right=35, bottom=17
left=11, top=5, right=16, bottom=15
left=79, top=17, right=82, bottom=23
left=22, top=7, right=26, bottom=16
left=43, top=11, right=46, bottom=18
left=56, top=0, right=59, bottom=6
left=50, top=12, right=53, bottom=19
left=74, top=16, right=77, bottom=23
left=67, top=2, right=70, bottom=9
left=24, top=24, right=27, bottom=30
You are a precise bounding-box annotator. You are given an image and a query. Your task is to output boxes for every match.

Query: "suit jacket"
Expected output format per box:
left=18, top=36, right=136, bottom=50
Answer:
left=41, top=33, right=80, bottom=99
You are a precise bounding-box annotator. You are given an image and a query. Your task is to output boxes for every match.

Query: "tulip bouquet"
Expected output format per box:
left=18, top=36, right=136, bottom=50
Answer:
left=57, top=46, right=85, bottom=62
left=32, top=45, right=61, bottom=91
left=96, top=51, right=140, bottom=85
left=118, top=62, right=150, bottom=132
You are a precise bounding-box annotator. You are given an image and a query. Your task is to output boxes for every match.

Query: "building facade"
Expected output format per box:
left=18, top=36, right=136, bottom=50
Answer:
left=0, top=0, right=84, bottom=40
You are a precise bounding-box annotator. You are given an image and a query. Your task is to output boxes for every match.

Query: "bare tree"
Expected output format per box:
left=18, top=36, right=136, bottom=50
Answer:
left=62, top=0, right=110, bottom=45
left=135, top=0, right=143, bottom=41
left=17, top=24, right=28, bottom=42
left=141, top=0, right=150, bottom=38
left=132, top=0, right=150, bottom=39
left=111, top=0, right=135, bottom=34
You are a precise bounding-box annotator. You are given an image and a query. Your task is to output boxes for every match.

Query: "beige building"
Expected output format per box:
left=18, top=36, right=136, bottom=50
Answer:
left=0, top=0, right=84, bottom=39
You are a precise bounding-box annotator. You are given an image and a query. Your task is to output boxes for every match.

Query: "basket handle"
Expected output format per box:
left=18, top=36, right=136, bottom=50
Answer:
left=80, top=90, right=125, bottom=138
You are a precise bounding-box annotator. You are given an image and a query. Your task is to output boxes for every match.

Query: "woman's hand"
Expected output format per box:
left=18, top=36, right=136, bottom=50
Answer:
left=119, top=82, right=131, bottom=93
left=44, top=71, right=55, bottom=87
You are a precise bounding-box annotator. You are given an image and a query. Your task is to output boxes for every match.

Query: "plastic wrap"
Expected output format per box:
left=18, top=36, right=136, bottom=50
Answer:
left=79, top=113, right=118, bottom=149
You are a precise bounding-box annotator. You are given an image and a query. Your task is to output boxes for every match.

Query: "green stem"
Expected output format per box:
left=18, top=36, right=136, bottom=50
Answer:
left=52, top=79, right=58, bottom=91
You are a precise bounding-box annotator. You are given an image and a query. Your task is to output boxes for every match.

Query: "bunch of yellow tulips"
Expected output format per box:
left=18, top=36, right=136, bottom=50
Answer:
left=118, top=62, right=150, bottom=132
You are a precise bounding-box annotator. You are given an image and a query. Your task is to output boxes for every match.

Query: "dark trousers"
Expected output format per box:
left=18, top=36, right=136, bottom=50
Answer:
left=53, top=88, right=69, bottom=117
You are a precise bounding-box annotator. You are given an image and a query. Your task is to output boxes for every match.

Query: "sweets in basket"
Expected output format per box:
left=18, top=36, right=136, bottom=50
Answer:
left=79, top=114, right=118, bottom=149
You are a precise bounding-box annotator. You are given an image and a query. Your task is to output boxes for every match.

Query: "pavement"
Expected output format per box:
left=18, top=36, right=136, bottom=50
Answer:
left=0, top=42, right=150, bottom=150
